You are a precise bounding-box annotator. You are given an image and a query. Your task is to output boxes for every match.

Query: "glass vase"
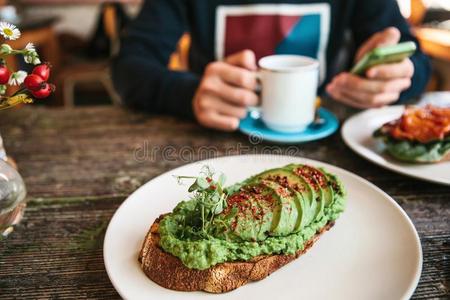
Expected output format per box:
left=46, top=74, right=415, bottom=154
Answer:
left=0, top=144, right=27, bottom=239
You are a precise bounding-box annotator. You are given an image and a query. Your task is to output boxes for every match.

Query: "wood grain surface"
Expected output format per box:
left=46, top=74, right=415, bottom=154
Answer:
left=0, top=105, right=448, bottom=299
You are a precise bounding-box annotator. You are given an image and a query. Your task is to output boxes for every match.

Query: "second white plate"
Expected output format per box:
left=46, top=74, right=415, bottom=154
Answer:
left=342, top=106, right=450, bottom=186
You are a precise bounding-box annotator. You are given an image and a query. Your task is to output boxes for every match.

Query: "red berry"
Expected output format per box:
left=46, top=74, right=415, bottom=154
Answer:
left=0, top=65, right=10, bottom=85
left=31, top=83, right=54, bottom=99
left=32, top=63, right=51, bottom=81
left=24, top=74, right=44, bottom=91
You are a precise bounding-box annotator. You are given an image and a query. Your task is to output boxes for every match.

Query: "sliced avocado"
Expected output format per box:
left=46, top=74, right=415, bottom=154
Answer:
left=232, top=216, right=259, bottom=241
left=291, top=189, right=305, bottom=232
left=319, top=167, right=335, bottom=208
left=296, top=166, right=335, bottom=222
left=253, top=191, right=275, bottom=241
left=221, top=182, right=282, bottom=241
left=225, top=165, right=340, bottom=239
left=280, top=165, right=317, bottom=226
left=255, top=168, right=310, bottom=231
left=259, top=180, right=297, bottom=236
left=322, top=171, right=346, bottom=214
left=288, top=164, right=325, bottom=223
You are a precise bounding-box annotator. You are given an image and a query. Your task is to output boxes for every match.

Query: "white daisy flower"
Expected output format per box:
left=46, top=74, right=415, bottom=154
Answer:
left=8, top=70, right=27, bottom=86
left=0, top=22, right=20, bottom=40
left=24, top=43, right=35, bottom=51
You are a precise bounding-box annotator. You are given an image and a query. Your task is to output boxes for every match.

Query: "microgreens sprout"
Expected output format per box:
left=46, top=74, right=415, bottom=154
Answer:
left=174, top=166, right=228, bottom=236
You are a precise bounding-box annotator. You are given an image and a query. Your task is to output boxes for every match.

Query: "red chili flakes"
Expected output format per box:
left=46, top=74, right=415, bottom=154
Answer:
left=224, top=184, right=276, bottom=227
left=249, top=185, right=263, bottom=194
left=225, top=192, right=249, bottom=211
left=294, top=166, right=327, bottom=191
left=230, top=218, right=238, bottom=231
left=264, top=175, right=300, bottom=195
left=292, top=183, right=304, bottom=192
left=276, top=186, right=290, bottom=198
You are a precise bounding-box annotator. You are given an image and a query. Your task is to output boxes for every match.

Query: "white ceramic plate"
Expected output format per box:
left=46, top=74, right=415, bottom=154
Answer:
left=342, top=106, right=450, bottom=186
left=104, top=155, right=422, bottom=300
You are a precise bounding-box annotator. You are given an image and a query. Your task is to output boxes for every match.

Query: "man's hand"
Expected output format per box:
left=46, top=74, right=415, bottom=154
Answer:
left=193, top=50, right=258, bottom=131
left=326, top=27, right=414, bottom=109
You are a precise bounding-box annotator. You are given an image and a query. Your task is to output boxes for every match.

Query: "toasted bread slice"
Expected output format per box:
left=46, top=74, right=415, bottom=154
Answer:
left=139, top=215, right=334, bottom=293
left=442, top=151, right=450, bottom=162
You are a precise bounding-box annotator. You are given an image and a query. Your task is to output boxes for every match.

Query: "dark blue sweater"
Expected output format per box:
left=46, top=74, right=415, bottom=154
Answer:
left=112, top=0, right=431, bottom=119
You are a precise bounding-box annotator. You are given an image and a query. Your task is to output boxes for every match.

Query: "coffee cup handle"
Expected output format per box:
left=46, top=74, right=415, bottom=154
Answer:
left=255, top=72, right=262, bottom=95
left=247, top=71, right=262, bottom=115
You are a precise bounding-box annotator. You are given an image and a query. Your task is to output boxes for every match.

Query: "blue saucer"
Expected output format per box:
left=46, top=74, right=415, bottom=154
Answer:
left=239, top=108, right=339, bottom=144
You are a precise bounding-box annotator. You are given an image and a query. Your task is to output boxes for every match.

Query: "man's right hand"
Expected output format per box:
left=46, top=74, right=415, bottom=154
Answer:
left=193, top=50, right=258, bottom=131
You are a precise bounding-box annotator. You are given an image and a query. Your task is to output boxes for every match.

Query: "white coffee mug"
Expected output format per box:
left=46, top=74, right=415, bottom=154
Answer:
left=258, top=55, right=319, bottom=133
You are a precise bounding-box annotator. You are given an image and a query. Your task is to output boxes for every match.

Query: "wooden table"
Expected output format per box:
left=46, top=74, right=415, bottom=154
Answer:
left=0, top=105, right=448, bottom=299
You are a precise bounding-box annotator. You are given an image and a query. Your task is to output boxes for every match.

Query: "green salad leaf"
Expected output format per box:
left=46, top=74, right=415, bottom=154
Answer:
left=374, top=129, right=450, bottom=163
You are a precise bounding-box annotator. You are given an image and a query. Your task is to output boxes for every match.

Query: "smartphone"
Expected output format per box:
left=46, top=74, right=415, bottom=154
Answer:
left=351, top=41, right=416, bottom=76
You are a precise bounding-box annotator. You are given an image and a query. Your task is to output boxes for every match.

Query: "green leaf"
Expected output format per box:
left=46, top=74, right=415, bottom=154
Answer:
left=196, top=177, right=210, bottom=190
left=218, top=173, right=226, bottom=186
left=188, top=182, right=199, bottom=192
left=213, top=201, right=224, bottom=215
left=384, top=137, right=450, bottom=163
left=211, top=193, right=220, bottom=203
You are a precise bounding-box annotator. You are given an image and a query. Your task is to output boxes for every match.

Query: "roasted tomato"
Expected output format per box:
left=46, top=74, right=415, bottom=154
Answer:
left=381, top=105, right=450, bottom=143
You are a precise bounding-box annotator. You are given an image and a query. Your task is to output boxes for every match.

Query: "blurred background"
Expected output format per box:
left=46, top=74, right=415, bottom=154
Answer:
left=0, top=0, right=448, bottom=106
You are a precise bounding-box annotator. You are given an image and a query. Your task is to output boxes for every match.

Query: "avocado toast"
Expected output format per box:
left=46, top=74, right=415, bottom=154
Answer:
left=139, top=164, right=346, bottom=293
left=374, top=105, right=450, bottom=163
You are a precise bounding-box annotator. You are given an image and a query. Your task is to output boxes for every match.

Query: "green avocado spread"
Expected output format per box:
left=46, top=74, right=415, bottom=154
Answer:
left=158, top=164, right=346, bottom=270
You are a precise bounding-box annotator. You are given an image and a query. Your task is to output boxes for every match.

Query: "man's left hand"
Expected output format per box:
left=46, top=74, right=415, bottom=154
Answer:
left=326, top=27, right=414, bottom=109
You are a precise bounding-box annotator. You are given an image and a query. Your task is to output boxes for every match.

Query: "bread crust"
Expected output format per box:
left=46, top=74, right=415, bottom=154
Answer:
left=442, top=151, right=450, bottom=162
left=139, top=215, right=334, bottom=293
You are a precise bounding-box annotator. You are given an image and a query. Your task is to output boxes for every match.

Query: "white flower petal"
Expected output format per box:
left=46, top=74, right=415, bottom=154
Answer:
left=8, top=71, right=27, bottom=86
left=15, top=71, right=27, bottom=84
left=24, top=42, right=35, bottom=51
left=0, top=22, right=21, bottom=41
